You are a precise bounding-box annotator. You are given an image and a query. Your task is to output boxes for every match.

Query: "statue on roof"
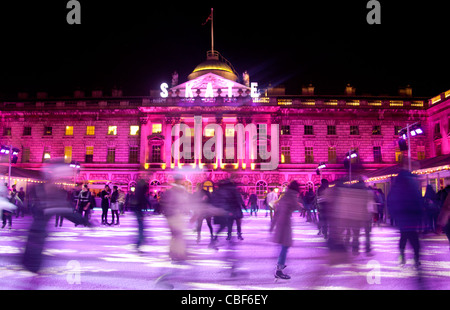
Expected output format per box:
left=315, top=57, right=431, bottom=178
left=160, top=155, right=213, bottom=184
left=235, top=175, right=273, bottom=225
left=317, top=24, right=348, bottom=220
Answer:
left=243, top=71, right=250, bottom=87
left=171, top=71, right=179, bottom=87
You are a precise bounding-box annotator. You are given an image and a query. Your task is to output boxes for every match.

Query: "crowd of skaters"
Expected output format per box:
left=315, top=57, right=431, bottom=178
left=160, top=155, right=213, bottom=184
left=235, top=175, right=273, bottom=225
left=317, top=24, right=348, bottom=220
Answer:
left=1, top=159, right=450, bottom=282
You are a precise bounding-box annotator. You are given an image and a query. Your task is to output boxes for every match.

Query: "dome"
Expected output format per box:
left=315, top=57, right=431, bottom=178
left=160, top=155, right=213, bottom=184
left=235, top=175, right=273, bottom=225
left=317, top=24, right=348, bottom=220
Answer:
left=187, top=51, right=238, bottom=81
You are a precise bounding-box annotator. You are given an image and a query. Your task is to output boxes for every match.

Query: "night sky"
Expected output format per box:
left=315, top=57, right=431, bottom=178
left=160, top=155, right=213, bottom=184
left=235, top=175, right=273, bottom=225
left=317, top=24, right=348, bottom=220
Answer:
left=0, top=1, right=449, bottom=98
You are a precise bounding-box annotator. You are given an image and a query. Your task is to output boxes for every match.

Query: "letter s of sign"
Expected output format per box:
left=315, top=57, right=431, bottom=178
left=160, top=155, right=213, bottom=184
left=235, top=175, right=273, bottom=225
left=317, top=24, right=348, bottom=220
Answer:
left=366, top=0, right=381, bottom=25
left=66, top=0, right=81, bottom=25
left=160, top=83, right=169, bottom=98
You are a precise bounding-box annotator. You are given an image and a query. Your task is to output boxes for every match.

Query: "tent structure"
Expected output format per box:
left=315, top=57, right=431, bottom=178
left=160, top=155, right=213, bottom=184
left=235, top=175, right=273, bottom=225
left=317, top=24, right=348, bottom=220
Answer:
left=0, top=165, right=43, bottom=180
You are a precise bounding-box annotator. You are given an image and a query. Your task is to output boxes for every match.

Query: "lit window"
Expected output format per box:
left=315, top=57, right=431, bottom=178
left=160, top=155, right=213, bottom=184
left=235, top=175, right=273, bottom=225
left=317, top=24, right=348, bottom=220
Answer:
left=256, top=180, right=268, bottom=199
left=43, top=152, right=51, bottom=162
left=395, top=147, right=403, bottom=163
left=328, top=147, right=336, bottom=164
left=225, top=128, right=235, bottom=137
left=86, top=126, right=95, bottom=136
left=280, top=125, right=290, bottom=135
left=64, top=146, right=72, bottom=163
left=152, top=124, right=162, bottom=134
left=65, top=126, right=73, bottom=136
left=86, top=146, right=94, bottom=155
left=281, top=146, right=291, bottom=164
left=130, top=125, right=140, bottom=135
left=205, top=128, right=215, bottom=137
left=85, top=146, right=94, bottom=163
left=108, top=126, right=117, bottom=135
left=372, top=126, right=381, bottom=135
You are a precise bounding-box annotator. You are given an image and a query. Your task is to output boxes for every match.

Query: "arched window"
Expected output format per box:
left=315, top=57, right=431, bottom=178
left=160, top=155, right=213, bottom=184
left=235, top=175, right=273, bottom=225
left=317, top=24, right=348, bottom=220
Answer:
left=203, top=180, right=214, bottom=193
left=305, top=181, right=315, bottom=191
left=255, top=180, right=268, bottom=199
left=150, top=180, right=161, bottom=187
left=149, top=180, right=161, bottom=195
left=129, top=181, right=137, bottom=193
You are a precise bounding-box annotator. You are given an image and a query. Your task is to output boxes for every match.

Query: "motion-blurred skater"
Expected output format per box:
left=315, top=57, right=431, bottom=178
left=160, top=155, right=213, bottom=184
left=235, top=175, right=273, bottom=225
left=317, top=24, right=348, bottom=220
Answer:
left=129, top=179, right=151, bottom=252
left=210, top=179, right=246, bottom=246
left=160, top=174, right=189, bottom=261
left=192, top=183, right=213, bottom=243
left=387, top=163, right=423, bottom=268
left=22, top=161, right=94, bottom=273
left=270, top=180, right=303, bottom=280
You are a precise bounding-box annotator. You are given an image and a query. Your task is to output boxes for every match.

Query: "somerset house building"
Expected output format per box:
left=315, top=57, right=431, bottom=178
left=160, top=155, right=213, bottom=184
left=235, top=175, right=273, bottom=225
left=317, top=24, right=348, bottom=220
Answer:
left=1, top=47, right=450, bottom=198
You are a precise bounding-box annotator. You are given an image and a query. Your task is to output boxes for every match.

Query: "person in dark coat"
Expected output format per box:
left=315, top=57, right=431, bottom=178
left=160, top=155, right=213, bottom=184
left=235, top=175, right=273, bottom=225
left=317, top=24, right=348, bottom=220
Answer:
left=100, top=185, right=111, bottom=225
left=303, top=188, right=316, bottom=222
left=129, top=179, right=151, bottom=252
left=75, top=184, right=92, bottom=226
left=423, top=184, right=439, bottom=233
left=192, top=183, right=213, bottom=243
left=387, top=168, right=424, bottom=268
left=270, top=180, right=303, bottom=280
left=316, top=179, right=330, bottom=239
left=437, top=194, right=450, bottom=247
left=248, top=193, right=258, bottom=216
left=210, top=179, right=246, bottom=246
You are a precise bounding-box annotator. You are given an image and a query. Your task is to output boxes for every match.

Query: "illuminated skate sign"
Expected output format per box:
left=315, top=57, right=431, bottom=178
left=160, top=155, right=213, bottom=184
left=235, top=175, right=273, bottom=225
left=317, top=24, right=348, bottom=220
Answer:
left=160, top=73, right=259, bottom=98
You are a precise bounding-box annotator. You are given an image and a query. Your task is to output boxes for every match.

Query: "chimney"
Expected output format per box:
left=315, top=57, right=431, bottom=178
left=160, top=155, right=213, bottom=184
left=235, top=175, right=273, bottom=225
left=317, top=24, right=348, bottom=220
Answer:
left=92, top=90, right=103, bottom=98
left=345, top=84, right=355, bottom=95
left=398, top=85, right=412, bottom=96
left=36, top=92, right=48, bottom=99
left=18, top=92, right=28, bottom=99
left=74, top=90, right=85, bottom=98
left=112, top=88, right=123, bottom=97
left=267, top=84, right=286, bottom=96
left=302, top=84, right=315, bottom=95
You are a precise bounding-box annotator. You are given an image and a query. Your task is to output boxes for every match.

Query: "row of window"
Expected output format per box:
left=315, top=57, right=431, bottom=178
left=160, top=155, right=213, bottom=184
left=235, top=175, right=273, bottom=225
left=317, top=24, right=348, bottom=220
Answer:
left=148, top=145, right=427, bottom=164
left=280, top=125, right=404, bottom=136
left=2, top=125, right=142, bottom=137
left=21, top=146, right=140, bottom=164
left=280, top=146, right=425, bottom=164
left=4, top=123, right=432, bottom=138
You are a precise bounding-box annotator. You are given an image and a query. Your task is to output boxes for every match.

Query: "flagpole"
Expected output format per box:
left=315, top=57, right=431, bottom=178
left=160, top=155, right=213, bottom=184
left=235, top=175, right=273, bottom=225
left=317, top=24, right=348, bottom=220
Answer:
left=210, top=8, right=214, bottom=53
